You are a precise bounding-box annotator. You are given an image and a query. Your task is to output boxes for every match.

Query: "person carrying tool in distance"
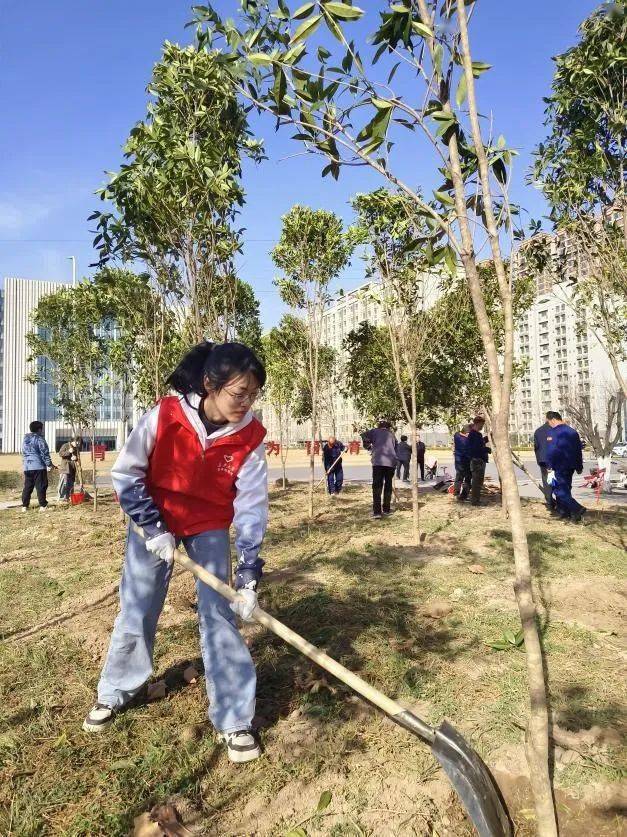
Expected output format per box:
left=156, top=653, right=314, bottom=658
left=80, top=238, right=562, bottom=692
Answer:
left=82, top=342, right=268, bottom=764
left=322, top=435, right=345, bottom=496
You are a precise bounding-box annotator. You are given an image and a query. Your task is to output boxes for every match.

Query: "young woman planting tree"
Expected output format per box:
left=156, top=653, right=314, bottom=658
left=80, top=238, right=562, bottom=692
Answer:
left=82, top=342, right=268, bottom=763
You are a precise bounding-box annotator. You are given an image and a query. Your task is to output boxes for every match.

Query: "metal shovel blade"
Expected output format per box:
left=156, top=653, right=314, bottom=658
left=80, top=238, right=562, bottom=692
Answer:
left=432, top=720, right=512, bottom=837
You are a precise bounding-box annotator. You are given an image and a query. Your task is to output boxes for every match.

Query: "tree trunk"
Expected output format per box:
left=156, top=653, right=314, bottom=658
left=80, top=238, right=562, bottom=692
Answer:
left=597, top=455, right=612, bottom=492
left=608, top=352, right=627, bottom=401
left=308, top=412, right=316, bottom=518
left=410, top=383, right=420, bottom=546
left=91, top=425, right=98, bottom=512
left=493, top=425, right=557, bottom=835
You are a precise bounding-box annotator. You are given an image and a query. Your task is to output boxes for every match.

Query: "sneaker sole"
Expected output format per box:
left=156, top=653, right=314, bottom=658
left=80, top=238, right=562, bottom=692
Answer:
left=82, top=719, right=113, bottom=733
left=227, top=744, right=261, bottom=763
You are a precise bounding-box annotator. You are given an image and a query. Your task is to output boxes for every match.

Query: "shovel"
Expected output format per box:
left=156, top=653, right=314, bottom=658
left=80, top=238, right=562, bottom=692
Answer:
left=173, top=548, right=512, bottom=837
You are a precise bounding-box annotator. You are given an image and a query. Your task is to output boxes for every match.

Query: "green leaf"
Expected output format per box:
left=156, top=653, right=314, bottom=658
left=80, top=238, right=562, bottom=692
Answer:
left=317, top=45, right=331, bottom=61
left=290, top=14, right=323, bottom=45
left=456, top=72, right=467, bottom=107
left=433, top=189, right=454, bottom=206
left=293, top=2, right=315, bottom=19
left=317, top=790, right=333, bottom=811
left=471, top=61, right=492, bottom=77
left=371, top=96, right=393, bottom=110
left=390, top=3, right=410, bottom=11
left=504, top=630, right=517, bottom=645
left=444, top=244, right=457, bottom=276
left=324, top=2, right=364, bottom=20
left=248, top=52, right=274, bottom=66
left=489, top=641, right=511, bottom=651
left=411, top=21, right=432, bottom=37
left=285, top=829, right=307, bottom=837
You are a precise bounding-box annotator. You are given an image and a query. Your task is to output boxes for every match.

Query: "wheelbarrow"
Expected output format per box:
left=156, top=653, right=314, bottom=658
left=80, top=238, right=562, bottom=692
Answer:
left=173, top=548, right=512, bottom=836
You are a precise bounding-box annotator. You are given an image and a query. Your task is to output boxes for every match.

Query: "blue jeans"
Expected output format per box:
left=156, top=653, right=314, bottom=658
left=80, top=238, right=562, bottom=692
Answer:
left=326, top=465, right=343, bottom=494
left=97, top=525, right=256, bottom=733
left=553, top=468, right=585, bottom=518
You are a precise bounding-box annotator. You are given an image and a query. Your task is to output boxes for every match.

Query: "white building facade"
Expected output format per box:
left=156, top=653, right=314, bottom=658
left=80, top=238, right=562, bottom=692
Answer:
left=1, top=277, right=129, bottom=453
left=510, top=234, right=627, bottom=443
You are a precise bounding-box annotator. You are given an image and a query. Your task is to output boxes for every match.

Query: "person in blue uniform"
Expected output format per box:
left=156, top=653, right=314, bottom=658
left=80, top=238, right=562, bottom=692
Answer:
left=453, top=424, right=471, bottom=501
left=545, top=413, right=586, bottom=523
left=466, top=417, right=491, bottom=506
left=322, top=436, right=345, bottom=496
left=534, top=412, right=558, bottom=510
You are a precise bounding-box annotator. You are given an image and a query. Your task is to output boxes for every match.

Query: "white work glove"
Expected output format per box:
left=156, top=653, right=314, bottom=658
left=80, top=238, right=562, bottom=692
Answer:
left=546, top=469, right=555, bottom=485
left=230, top=588, right=258, bottom=623
left=145, top=532, right=176, bottom=565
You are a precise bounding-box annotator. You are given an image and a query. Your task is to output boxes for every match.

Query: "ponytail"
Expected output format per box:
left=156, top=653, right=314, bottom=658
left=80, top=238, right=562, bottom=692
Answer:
left=167, top=341, right=266, bottom=397
left=167, top=341, right=215, bottom=397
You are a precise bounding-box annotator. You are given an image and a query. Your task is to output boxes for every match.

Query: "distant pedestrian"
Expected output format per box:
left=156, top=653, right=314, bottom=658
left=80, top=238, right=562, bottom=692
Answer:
left=416, top=435, right=426, bottom=481
left=545, top=413, right=586, bottom=522
left=21, top=421, right=56, bottom=511
left=453, top=424, right=472, bottom=501
left=395, top=435, right=411, bottom=482
left=534, top=413, right=557, bottom=510
left=466, top=416, right=491, bottom=506
left=323, top=436, right=345, bottom=497
left=361, top=420, right=397, bottom=519
left=58, top=436, right=82, bottom=502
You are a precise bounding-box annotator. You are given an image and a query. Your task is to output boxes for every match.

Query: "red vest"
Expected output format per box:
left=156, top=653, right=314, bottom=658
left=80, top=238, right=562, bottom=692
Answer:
left=146, top=396, right=266, bottom=537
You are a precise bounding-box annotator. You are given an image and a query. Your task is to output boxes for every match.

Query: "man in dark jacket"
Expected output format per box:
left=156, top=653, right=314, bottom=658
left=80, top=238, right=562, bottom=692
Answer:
left=395, top=435, right=411, bottom=482
left=453, top=424, right=471, bottom=501
left=466, top=416, right=491, bottom=506
left=416, top=435, right=426, bottom=481
left=361, top=420, right=397, bottom=519
left=546, top=415, right=586, bottom=522
left=322, top=436, right=345, bottom=496
left=21, top=421, right=56, bottom=511
left=534, top=413, right=558, bottom=510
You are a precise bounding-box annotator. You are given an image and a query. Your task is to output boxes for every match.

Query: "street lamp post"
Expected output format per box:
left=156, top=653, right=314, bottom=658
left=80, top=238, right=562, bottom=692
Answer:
left=67, top=256, right=76, bottom=286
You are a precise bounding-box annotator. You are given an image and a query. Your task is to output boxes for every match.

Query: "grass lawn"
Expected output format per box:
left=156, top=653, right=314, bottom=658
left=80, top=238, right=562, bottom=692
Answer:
left=0, top=484, right=625, bottom=836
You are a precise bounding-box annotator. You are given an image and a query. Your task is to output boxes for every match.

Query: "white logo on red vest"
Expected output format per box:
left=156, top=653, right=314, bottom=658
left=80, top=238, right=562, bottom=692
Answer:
left=217, top=453, right=236, bottom=477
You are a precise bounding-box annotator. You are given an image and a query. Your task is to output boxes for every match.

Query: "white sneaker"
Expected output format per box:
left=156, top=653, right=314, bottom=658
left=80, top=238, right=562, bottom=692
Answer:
left=38, top=505, right=51, bottom=513
left=82, top=703, right=115, bottom=733
left=221, top=729, right=261, bottom=763
left=21, top=506, right=28, bottom=513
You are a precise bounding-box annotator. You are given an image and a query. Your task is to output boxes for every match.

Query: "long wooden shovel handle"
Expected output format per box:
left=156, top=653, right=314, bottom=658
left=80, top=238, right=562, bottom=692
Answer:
left=173, top=548, right=431, bottom=738
left=314, top=449, right=345, bottom=490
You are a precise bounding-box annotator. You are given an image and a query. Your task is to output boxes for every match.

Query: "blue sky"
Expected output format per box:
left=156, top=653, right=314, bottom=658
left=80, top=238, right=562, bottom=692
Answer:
left=1, top=0, right=598, bottom=327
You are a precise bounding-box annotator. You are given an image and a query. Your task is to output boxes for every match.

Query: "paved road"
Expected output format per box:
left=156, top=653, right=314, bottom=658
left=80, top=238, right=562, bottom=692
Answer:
left=80, top=455, right=626, bottom=507
left=268, top=457, right=627, bottom=506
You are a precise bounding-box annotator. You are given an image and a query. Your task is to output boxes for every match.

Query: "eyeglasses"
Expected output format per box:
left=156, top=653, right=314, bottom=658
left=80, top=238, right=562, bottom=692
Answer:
left=223, top=386, right=261, bottom=406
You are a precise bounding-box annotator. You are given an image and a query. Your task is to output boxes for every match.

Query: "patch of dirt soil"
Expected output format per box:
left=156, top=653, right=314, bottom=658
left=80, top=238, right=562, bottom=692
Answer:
left=544, top=577, right=627, bottom=637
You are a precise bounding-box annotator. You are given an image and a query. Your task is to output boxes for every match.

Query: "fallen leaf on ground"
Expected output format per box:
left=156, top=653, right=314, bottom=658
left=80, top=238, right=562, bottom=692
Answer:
left=468, top=564, right=486, bottom=574
left=151, top=802, right=194, bottom=836
left=423, top=601, right=452, bottom=619
left=183, top=665, right=199, bottom=684
left=147, top=680, right=167, bottom=702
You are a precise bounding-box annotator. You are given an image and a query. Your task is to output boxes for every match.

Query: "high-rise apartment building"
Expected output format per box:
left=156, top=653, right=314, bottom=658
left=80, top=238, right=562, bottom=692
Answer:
left=511, top=230, right=626, bottom=441
left=1, top=277, right=129, bottom=453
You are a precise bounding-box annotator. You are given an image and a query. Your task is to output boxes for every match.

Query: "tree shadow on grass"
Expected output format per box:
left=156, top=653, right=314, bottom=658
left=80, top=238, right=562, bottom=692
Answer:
left=552, top=683, right=626, bottom=734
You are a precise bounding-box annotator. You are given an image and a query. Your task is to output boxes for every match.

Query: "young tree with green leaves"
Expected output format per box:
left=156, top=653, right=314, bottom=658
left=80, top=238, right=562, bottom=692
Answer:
left=92, top=268, right=182, bottom=409
left=532, top=3, right=627, bottom=398
left=263, top=317, right=301, bottom=488
left=27, top=284, right=108, bottom=509
left=194, top=2, right=558, bottom=827
left=352, top=189, right=460, bottom=542
left=342, top=322, right=405, bottom=424
left=272, top=205, right=354, bottom=516
left=91, top=42, right=264, bottom=344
